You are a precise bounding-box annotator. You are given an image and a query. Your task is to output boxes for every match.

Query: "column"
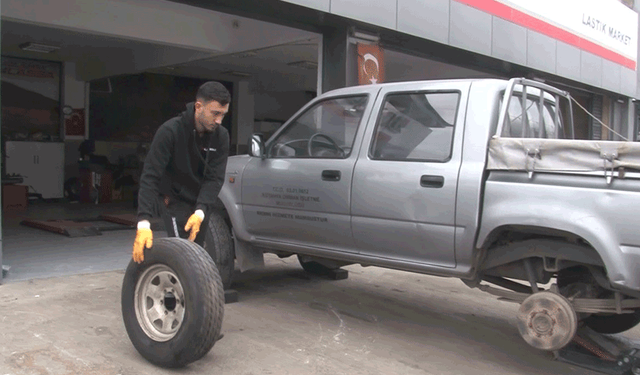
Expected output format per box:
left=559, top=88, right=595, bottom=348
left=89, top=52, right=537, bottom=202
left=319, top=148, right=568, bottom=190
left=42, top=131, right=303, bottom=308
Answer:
left=232, top=81, right=255, bottom=155
left=320, top=27, right=358, bottom=93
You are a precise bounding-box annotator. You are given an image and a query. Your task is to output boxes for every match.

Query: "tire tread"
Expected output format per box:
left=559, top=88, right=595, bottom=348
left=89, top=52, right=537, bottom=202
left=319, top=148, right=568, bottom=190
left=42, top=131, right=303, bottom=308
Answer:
left=204, top=212, right=234, bottom=289
left=122, top=238, right=224, bottom=368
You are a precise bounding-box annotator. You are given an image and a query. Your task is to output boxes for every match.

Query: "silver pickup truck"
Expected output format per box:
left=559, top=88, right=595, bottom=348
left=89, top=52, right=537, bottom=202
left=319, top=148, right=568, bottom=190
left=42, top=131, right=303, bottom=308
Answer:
left=212, top=78, right=640, bottom=352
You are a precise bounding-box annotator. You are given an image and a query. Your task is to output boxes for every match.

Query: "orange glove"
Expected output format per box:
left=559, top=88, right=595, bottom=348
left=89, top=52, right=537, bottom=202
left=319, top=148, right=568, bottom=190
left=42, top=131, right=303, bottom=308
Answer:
left=184, top=210, right=205, bottom=242
left=133, top=222, right=153, bottom=263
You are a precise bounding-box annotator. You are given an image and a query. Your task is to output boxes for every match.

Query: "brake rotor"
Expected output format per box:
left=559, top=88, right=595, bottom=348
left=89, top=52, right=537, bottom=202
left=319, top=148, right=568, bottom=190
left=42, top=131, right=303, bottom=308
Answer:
left=517, top=291, right=578, bottom=351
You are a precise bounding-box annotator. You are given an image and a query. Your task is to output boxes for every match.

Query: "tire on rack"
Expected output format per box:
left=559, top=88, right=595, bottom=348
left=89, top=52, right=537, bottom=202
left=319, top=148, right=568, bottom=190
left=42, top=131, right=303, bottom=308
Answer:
left=121, top=237, right=224, bottom=368
left=558, top=266, right=640, bottom=334
left=203, top=211, right=235, bottom=290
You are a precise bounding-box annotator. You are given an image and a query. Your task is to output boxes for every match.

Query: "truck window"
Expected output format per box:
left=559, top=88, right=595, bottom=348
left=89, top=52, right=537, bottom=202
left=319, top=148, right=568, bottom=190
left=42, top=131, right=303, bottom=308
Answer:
left=501, top=95, right=565, bottom=139
left=370, top=92, right=460, bottom=162
left=267, top=96, right=368, bottom=158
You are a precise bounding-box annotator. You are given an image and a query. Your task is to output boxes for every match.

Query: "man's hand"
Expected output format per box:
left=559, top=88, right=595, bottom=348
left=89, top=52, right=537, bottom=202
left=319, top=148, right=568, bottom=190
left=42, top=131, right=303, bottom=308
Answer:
left=185, top=209, right=205, bottom=242
left=133, top=221, right=153, bottom=263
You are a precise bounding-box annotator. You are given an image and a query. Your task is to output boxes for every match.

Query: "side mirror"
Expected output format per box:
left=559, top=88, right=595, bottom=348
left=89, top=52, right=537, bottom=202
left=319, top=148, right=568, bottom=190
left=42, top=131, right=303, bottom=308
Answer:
left=248, top=133, right=265, bottom=159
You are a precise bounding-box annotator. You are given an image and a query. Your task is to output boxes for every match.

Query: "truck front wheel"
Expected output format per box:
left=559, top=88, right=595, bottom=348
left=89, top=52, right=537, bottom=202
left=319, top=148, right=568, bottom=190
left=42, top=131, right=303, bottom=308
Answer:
left=203, top=211, right=235, bottom=290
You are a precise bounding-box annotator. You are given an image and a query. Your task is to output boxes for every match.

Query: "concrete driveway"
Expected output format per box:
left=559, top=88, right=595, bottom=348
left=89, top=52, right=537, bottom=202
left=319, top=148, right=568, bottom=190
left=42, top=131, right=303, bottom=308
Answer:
left=1, top=254, right=635, bottom=375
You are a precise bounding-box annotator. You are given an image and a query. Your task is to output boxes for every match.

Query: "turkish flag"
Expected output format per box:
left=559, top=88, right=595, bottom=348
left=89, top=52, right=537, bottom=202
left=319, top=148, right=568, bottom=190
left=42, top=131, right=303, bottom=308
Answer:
left=357, top=44, right=385, bottom=85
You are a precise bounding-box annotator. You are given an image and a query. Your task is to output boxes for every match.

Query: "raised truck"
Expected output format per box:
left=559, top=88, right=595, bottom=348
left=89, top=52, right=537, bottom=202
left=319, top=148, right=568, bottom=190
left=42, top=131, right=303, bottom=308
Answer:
left=124, top=78, right=640, bottom=372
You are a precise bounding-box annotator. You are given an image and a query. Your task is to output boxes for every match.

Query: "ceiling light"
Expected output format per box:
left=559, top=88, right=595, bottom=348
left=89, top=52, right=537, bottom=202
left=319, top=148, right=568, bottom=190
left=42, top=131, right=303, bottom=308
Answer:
left=287, top=61, right=318, bottom=70
left=351, top=30, right=380, bottom=43
left=19, top=42, right=60, bottom=53
left=222, top=70, right=252, bottom=78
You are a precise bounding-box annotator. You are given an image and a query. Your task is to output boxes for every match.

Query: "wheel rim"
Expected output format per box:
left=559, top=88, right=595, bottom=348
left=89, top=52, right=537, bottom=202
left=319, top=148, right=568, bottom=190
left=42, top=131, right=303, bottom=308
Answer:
left=516, top=291, right=578, bottom=351
left=134, top=264, right=186, bottom=342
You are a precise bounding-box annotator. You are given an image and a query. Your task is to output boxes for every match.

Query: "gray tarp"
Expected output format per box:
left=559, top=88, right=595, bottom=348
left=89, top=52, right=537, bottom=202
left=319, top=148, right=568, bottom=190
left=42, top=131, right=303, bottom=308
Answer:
left=487, top=138, right=640, bottom=172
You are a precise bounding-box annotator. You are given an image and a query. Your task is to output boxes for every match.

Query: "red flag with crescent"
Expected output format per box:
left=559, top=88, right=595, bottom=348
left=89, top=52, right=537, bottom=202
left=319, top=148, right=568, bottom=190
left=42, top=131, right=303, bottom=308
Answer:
left=357, top=43, right=385, bottom=85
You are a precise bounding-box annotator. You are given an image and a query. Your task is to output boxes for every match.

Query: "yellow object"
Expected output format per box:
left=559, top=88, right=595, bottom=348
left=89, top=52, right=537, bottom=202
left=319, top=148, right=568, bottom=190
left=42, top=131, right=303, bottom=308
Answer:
left=132, top=228, right=153, bottom=263
left=185, top=213, right=204, bottom=241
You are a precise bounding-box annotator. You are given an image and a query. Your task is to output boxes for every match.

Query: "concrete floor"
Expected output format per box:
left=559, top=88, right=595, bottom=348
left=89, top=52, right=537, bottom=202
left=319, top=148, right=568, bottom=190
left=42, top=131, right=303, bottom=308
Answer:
left=2, top=255, right=638, bottom=375
left=1, top=201, right=161, bottom=283
left=2, top=202, right=640, bottom=374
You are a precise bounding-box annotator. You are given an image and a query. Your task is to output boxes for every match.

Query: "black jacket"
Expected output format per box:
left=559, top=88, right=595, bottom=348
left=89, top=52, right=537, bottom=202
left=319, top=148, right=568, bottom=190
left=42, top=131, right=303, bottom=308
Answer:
left=137, top=102, right=229, bottom=221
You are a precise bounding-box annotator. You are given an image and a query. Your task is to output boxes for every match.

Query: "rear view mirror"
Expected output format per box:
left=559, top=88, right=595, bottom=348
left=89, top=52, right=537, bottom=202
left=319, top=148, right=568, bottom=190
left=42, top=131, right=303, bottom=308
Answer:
left=248, top=133, right=265, bottom=159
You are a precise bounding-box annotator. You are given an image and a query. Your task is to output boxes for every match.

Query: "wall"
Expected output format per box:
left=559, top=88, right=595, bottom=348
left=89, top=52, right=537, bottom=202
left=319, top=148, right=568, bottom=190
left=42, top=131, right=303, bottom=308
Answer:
left=602, top=96, right=612, bottom=140
left=254, top=91, right=315, bottom=123
left=635, top=1, right=640, bottom=99
left=88, top=74, right=233, bottom=143
left=62, top=62, right=86, bottom=183
left=233, top=81, right=255, bottom=154
left=3, top=0, right=228, bottom=54
left=384, top=48, right=498, bottom=81
left=281, top=0, right=638, bottom=98
left=2, top=57, right=62, bottom=140
left=1, top=1, right=3, bottom=284
left=3, top=0, right=319, bottom=81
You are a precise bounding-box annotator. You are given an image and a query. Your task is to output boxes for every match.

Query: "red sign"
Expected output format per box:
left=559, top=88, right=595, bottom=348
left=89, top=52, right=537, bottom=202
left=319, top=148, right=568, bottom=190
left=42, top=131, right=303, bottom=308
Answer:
left=357, top=44, right=385, bottom=85
left=65, top=109, right=85, bottom=137
left=1, top=60, right=56, bottom=79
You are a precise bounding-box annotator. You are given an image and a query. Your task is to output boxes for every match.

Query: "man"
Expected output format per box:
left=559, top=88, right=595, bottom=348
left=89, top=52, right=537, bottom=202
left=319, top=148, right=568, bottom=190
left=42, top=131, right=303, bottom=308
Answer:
left=132, top=81, right=230, bottom=263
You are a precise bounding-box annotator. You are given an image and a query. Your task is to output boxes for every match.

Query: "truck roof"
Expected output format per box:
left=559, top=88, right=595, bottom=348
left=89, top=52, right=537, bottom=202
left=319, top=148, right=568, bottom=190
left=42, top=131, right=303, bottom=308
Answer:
left=321, top=78, right=508, bottom=97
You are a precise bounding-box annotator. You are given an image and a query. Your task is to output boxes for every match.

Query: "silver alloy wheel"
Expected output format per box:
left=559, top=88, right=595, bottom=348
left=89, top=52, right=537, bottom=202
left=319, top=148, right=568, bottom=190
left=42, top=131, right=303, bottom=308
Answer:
left=134, top=264, right=186, bottom=342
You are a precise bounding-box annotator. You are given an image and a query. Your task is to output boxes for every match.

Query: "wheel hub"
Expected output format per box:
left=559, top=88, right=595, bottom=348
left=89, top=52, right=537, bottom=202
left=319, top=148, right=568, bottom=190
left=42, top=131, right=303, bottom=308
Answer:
left=531, top=312, right=554, bottom=335
left=164, top=292, right=177, bottom=311
left=134, top=264, right=186, bottom=342
left=517, top=291, right=578, bottom=351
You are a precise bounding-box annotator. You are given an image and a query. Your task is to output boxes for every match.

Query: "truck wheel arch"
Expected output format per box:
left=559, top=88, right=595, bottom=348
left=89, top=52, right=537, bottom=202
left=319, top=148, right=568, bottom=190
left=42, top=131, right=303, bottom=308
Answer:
left=478, top=226, right=606, bottom=271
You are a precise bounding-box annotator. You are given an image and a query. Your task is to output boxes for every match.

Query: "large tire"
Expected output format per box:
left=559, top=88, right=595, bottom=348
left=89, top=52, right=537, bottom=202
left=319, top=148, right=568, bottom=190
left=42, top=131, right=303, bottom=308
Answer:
left=583, top=311, right=640, bottom=334
left=203, top=211, right=235, bottom=290
left=558, top=266, right=640, bottom=334
left=121, top=238, right=224, bottom=368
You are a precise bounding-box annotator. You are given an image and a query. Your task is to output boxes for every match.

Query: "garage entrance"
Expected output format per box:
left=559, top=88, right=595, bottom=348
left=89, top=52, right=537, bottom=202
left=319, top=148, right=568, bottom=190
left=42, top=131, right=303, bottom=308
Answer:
left=1, top=0, right=321, bottom=282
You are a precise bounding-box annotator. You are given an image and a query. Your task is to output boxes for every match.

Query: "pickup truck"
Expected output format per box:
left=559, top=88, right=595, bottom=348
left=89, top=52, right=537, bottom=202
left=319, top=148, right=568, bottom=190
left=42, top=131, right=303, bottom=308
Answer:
left=215, top=78, right=640, bottom=352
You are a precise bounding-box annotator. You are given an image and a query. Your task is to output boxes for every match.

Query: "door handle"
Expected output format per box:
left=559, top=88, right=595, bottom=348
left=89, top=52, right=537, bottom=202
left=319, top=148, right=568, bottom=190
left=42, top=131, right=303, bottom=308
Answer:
left=420, top=175, right=444, bottom=188
left=322, top=170, right=341, bottom=181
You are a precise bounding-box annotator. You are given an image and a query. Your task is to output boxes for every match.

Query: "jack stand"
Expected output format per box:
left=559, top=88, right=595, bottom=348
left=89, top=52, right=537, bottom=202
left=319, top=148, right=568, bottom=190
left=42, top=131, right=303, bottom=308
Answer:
left=2, top=265, right=10, bottom=278
left=556, top=327, right=640, bottom=375
left=325, top=268, right=348, bottom=280
left=304, top=266, right=348, bottom=280
left=224, top=289, right=239, bottom=304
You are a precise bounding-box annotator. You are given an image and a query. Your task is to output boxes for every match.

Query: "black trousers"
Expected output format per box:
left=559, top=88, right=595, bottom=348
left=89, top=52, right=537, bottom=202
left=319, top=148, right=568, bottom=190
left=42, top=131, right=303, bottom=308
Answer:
left=159, top=196, right=208, bottom=247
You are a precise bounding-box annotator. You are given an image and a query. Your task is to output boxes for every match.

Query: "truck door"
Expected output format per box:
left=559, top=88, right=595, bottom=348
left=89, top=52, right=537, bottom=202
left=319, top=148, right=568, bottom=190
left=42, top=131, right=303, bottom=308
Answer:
left=351, top=82, right=470, bottom=267
left=241, top=93, right=375, bottom=252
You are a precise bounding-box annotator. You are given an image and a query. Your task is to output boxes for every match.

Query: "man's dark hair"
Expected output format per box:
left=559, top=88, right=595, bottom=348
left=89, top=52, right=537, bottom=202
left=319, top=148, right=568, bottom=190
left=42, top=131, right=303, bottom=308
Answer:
left=196, top=81, right=231, bottom=105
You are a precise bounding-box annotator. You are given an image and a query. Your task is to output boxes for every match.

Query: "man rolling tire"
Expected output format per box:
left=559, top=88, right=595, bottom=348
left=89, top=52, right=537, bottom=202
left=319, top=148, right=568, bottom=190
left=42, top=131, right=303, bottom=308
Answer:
left=132, top=81, right=231, bottom=263
left=124, top=82, right=231, bottom=367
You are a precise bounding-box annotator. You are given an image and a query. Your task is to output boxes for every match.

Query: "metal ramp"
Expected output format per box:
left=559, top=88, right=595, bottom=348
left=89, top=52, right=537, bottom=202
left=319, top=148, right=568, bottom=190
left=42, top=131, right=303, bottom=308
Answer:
left=21, top=215, right=135, bottom=237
